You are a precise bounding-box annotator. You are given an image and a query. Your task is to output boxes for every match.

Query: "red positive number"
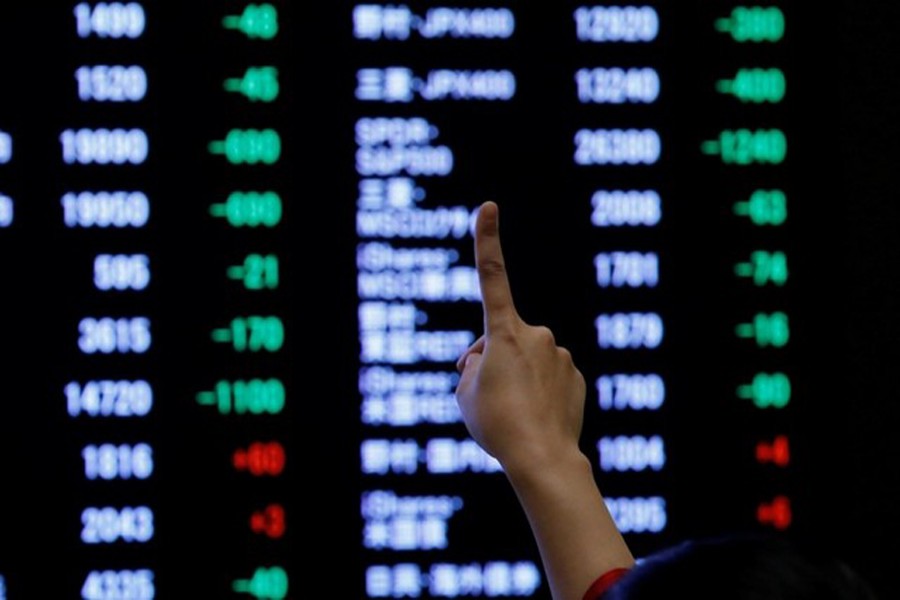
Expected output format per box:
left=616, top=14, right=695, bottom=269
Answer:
left=233, top=441, right=285, bottom=476
left=755, top=435, right=790, bottom=467
left=757, top=495, right=791, bottom=530
left=250, top=504, right=285, bottom=539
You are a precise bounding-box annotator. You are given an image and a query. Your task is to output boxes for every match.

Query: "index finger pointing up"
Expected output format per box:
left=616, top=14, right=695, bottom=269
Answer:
left=475, top=201, right=518, bottom=331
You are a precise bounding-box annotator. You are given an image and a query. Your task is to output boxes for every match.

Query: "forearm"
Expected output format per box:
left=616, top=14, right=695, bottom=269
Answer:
left=504, top=449, right=635, bottom=600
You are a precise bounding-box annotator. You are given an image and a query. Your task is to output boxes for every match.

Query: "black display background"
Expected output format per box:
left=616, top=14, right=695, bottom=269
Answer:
left=0, top=1, right=897, bottom=598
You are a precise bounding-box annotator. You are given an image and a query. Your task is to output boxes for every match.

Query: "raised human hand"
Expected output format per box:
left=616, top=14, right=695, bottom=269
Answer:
left=455, top=201, right=587, bottom=474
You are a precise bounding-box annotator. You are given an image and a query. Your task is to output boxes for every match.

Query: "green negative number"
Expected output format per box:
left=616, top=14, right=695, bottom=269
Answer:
left=703, top=129, right=787, bottom=165
left=735, top=251, right=788, bottom=286
left=716, top=6, right=785, bottom=43
left=223, top=4, right=279, bottom=40
left=225, top=67, right=280, bottom=102
left=210, top=192, right=282, bottom=228
left=227, top=379, right=284, bottom=415
left=747, top=312, right=790, bottom=347
left=229, top=254, right=279, bottom=290
left=224, top=129, right=281, bottom=165
left=718, top=68, right=786, bottom=103
left=739, top=373, right=791, bottom=409
left=233, top=566, right=288, bottom=599
left=743, top=190, right=787, bottom=226
left=205, top=379, right=285, bottom=415
left=229, top=316, right=284, bottom=352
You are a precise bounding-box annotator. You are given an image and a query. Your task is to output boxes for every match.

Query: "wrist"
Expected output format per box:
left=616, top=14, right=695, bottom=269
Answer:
left=501, top=443, right=594, bottom=491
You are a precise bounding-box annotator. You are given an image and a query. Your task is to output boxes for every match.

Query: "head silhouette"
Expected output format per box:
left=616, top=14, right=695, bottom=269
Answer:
left=604, top=534, right=877, bottom=600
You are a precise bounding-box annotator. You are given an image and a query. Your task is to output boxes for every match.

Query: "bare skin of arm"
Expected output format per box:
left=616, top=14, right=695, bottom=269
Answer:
left=455, top=201, right=635, bottom=600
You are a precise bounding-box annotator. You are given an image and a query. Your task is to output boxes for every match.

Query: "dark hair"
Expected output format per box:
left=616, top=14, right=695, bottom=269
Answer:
left=604, top=534, right=878, bottom=600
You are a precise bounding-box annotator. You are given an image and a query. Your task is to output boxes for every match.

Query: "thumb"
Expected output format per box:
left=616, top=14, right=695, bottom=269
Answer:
left=457, top=335, right=486, bottom=374
left=456, top=351, right=484, bottom=397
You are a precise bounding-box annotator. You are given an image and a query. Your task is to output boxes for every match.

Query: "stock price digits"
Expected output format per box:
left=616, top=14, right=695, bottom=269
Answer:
left=0, top=2, right=813, bottom=597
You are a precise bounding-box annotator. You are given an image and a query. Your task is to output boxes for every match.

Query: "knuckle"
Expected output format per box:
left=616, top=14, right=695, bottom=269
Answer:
left=491, top=327, right=518, bottom=345
left=478, top=256, right=506, bottom=278
left=574, top=365, right=586, bottom=384
left=534, top=326, right=556, bottom=346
